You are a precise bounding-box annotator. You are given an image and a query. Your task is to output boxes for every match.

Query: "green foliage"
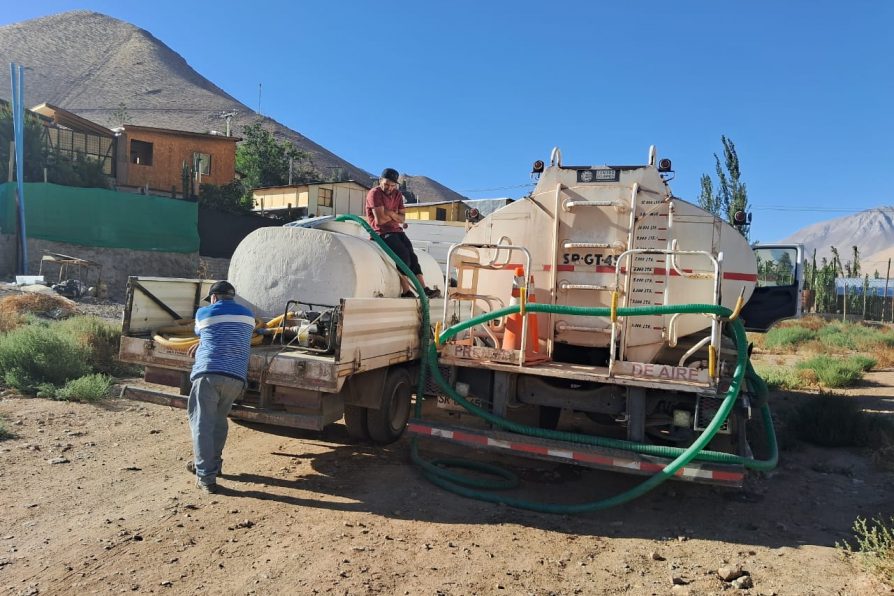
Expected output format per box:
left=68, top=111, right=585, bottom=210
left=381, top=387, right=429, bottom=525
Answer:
left=0, top=416, right=10, bottom=440
left=0, top=315, right=134, bottom=396
left=235, top=120, right=322, bottom=202
left=198, top=180, right=251, bottom=213
left=700, top=136, right=749, bottom=239
left=55, top=374, right=113, bottom=402
left=0, top=323, right=89, bottom=392
left=838, top=515, right=894, bottom=585
left=55, top=316, right=134, bottom=376
left=763, top=326, right=816, bottom=349
left=0, top=107, right=110, bottom=189
left=697, top=174, right=716, bottom=214
left=753, top=365, right=803, bottom=391
left=796, top=354, right=870, bottom=388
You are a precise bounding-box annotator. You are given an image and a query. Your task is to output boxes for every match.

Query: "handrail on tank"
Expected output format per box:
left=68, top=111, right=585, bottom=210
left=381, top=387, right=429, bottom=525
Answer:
left=444, top=243, right=533, bottom=366
left=648, top=145, right=657, bottom=167
left=609, top=247, right=720, bottom=379
left=562, top=198, right=629, bottom=212
left=487, top=236, right=515, bottom=268
left=550, top=147, right=562, bottom=167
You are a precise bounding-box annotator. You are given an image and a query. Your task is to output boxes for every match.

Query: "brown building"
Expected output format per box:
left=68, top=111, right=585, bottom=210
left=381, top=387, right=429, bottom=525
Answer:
left=115, top=125, right=239, bottom=196
left=29, top=102, right=117, bottom=177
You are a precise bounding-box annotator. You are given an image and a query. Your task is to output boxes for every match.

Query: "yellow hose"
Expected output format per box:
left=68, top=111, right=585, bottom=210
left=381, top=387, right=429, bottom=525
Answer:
left=154, top=317, right=268, bottom=352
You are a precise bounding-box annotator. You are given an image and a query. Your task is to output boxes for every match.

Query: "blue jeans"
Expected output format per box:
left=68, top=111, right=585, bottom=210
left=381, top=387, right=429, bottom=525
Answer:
left=187, top=374, right=244, bottom=485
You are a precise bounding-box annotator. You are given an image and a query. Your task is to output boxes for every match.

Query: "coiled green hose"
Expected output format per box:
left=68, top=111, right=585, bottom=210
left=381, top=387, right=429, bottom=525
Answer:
left=335, top=214, right=777, bottom=511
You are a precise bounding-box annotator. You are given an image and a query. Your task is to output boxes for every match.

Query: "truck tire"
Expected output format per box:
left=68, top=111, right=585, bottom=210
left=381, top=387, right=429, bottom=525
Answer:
left=366, top=367, right=413, bottom=444
left=343, top=405, right=370, bottom=442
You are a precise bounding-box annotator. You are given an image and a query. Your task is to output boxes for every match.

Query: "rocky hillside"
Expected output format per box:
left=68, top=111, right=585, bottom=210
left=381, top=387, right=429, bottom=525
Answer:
left=779, top=207, right=894, bottom=268
left=399, top=174, right=467, bottom=204
left=0, top=10, right=462, bottom=201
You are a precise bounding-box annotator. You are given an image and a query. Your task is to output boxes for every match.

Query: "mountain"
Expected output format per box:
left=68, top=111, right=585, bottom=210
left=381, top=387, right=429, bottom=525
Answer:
left=399, top=174, right=466, bottom=204
left=0, top=10, right=459, bottom=201
left=779, top=207, right=894, bottom=269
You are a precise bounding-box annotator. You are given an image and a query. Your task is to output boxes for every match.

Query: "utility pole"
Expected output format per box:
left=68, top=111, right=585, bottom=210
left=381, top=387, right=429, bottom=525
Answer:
left=886, top=258, right=892, bottom=323
left=222, top=111, right=236, bottom=137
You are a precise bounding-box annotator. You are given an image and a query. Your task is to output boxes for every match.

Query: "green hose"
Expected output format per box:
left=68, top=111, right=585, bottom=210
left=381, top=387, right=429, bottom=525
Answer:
left=334, top=214, right=777, bottom=511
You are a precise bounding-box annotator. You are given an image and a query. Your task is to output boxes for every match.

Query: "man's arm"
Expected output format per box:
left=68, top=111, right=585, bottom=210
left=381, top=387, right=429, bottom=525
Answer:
left=372, top=205, right=393, bottom=225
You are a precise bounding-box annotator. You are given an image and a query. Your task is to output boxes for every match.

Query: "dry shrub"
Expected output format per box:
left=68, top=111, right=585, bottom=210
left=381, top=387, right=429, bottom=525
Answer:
left=792, top=315, right=827, bottom=331
left=0, top=293, right=75, bottom=331
left=873, top=345, right=894, bottom=368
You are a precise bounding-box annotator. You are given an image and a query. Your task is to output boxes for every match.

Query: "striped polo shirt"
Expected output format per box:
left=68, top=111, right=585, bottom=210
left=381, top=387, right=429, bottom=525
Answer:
left=190, top=298, right=255, bottom=382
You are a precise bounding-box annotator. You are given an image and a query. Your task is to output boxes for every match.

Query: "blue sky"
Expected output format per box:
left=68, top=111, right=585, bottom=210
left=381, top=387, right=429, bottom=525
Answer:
left=2, top=1, right=892, bottom=242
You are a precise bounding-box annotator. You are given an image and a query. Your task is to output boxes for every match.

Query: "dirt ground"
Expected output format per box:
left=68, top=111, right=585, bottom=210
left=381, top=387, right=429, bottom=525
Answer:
left=0, top=291, right=892, bottom=595
left=0, top=372, right=892, bottom=596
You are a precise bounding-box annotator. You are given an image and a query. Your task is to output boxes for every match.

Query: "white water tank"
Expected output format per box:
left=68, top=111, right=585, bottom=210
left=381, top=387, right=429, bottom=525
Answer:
left=229, top=224, right=441, bottom=317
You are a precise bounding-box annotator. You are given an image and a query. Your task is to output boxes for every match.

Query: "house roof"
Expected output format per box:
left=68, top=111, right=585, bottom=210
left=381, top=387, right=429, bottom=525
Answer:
left=118, top=124, right=241, bottom=142
left=252, top=180, right=372, bottom=192
left=30, top=102, right=114, bottom=137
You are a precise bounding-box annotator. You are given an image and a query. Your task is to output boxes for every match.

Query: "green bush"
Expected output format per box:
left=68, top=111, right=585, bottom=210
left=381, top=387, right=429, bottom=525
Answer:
left=0, top=323, right=89, bottom=392
left=56, top=316, right=132, bottom=376
left=55, top=374, right=113, bottom=402
left=763, top=326, right=816, bottom=350
left=838, top=515, right=894, bottom=586
left=0, top=417, right=10, bottom=440
left=753, top=365, right=803, bottom=391
left=796, top=354, right=869, bottom=388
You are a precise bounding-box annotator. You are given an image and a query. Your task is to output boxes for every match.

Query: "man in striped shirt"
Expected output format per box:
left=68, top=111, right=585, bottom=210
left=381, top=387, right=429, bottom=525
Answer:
left=186, top=280, right=255, bottom=493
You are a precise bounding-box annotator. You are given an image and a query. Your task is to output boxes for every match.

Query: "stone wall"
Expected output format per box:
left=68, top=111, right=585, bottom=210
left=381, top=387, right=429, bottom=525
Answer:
left=1, top=234, right=201, bottom=301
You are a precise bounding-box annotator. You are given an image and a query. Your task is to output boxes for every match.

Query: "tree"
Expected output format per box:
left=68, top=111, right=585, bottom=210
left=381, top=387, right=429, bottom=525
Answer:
left=699, top=136, right=749, bottom=239
left=235, top=121, right=322, bottom=204
left=697, top=174, right=717, bottom=215
left=851, top=245, right=860, bottom=278
left=198, top=181, right=247, bottom=213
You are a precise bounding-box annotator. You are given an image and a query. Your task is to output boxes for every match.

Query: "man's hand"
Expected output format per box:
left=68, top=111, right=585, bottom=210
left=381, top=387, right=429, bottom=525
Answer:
left=187, top=342, right=199, bottom=358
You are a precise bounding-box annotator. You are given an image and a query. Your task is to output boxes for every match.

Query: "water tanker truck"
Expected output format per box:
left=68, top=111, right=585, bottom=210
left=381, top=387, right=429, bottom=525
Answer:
left=119, top=145, right=802, bottom=497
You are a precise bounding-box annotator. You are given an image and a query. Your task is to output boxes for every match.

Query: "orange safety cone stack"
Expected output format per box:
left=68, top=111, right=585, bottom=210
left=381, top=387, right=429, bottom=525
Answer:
left=501, top=268, right=526, bottom=352
left=501, top=268, right=546, bottom=363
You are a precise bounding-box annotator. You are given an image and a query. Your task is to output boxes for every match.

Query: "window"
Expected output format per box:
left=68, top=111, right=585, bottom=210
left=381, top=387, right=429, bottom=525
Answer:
left=193, top=152, right=211, bottom=175
left=755, top=247, right=798, bottom=287
left=318, top=187, right=333, bottom=208
left=130, top=140, right=153, bottom=166
left=435, top=207, right=447, bottom=221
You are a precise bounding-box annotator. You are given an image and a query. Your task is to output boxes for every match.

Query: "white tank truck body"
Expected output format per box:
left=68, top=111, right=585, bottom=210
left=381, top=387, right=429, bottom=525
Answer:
left=410, top=146, right=803, bottom=486
left=118, top=145, right=802, bottom=487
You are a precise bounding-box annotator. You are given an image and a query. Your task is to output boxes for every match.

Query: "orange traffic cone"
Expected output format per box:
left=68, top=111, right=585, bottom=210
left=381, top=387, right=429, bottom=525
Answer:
left=502, top=269, right=545, bottom=362
left=501, top=268, right=525, bottom=352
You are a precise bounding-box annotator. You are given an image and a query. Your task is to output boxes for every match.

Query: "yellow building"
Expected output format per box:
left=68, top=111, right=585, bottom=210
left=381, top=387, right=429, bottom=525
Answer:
left=404, top=200, right=466, bottom=222
left=252, top=181, right=371, bottom=218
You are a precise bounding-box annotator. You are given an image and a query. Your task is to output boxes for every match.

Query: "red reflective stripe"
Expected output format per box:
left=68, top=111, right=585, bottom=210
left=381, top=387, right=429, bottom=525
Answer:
left=510, top=443, right=550, bottom=456
left=453, top=430, right=489, bottom=446
left=723, top=272, right=758, bottom=281
left=711, top=470, right=745, bottom=482
left=571, top=452, right=614, bottom=466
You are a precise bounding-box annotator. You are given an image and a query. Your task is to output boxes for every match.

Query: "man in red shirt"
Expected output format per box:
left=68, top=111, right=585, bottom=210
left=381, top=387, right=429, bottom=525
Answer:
left=365, top=168, right=441, bottom=298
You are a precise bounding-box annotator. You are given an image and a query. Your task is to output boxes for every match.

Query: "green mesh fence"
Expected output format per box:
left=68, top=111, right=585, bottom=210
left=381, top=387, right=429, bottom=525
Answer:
left=0, top=182, right=198, bottom=253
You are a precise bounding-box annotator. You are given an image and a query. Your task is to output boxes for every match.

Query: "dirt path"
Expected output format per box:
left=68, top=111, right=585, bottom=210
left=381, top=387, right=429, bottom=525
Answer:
left=1, top=376, right=892, bottom=595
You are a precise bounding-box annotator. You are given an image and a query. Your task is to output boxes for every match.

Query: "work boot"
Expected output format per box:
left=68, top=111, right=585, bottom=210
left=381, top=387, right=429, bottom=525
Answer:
left=195, top=479, right=219, bottom=494
left=187, top=460, right=222, bottom=476
left=423, top=286, right=442, bottom=299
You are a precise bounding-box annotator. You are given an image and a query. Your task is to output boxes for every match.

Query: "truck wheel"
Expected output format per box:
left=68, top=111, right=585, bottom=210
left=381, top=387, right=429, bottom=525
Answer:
left=367, top=367, right=412, bottom=444
left=343, top=405, right=370, bottom=442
